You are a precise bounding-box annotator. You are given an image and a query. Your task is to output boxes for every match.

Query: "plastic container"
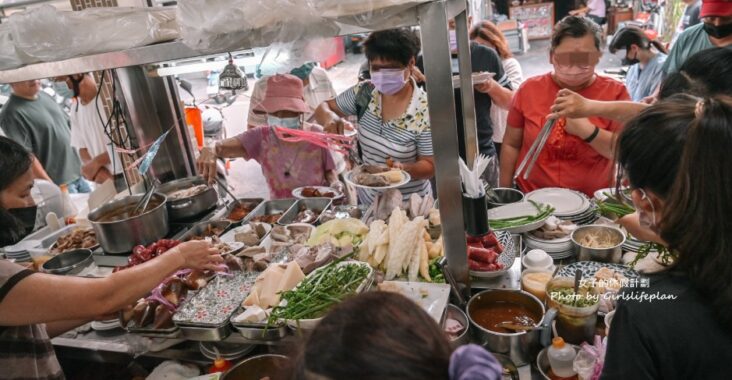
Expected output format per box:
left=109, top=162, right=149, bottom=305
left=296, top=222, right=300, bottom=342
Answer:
left=547, top=337, right=578, bottom=378
left=59, top=184, right=78, bottom=222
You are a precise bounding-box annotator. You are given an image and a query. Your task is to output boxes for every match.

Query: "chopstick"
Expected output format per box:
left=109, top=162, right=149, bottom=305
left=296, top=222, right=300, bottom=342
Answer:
left=514, top=118, right=557, bottom=181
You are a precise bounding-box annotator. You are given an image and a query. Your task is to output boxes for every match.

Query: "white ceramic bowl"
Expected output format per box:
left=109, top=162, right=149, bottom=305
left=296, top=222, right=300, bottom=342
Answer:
left=522, top=249, right=553, bottom=269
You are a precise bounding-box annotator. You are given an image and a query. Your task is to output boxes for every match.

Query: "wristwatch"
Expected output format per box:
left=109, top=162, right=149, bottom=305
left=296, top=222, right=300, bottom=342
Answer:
left=584, top=126, right=600, bottom=143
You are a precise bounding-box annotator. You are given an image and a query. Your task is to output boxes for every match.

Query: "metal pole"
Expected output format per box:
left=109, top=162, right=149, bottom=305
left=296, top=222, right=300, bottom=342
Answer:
left=454, top=7, right=479, bottom=168
left=418, top=0, right=470, bottom=294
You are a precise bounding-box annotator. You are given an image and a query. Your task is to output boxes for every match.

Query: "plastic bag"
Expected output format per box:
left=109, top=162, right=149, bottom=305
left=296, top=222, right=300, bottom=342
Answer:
left=308, top=0, right=429, bottom=27
left=177, top=0, right=339, bottom=52
left=9, top=5, right=178, bottom=62
left=0, top=24, right=36, bottom=70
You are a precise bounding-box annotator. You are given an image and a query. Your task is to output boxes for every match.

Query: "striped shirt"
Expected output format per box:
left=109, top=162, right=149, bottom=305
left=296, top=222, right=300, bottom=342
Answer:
left=335, top=80, right=433, bottom=205
left=0, top=260, right=64, bottom=380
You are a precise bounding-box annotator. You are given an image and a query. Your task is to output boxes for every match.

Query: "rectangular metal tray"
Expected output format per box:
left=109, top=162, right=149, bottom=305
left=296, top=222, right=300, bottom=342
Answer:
left=178, top=220, right=232, bottom=242
left=246, top=199, right=297, bottom=224
left=277, top=198, right=332, bottom=225
left=223, top=198, right=265, bottom=225
left=127, top=324, right=181, bottom=339
left=230, top=315, right=288, bottom=341
left=175, top=322, right=231, bottom=341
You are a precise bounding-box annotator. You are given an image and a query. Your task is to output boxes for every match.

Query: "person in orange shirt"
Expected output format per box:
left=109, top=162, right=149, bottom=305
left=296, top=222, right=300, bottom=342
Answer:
left=499, top=16, right=630, bottom=197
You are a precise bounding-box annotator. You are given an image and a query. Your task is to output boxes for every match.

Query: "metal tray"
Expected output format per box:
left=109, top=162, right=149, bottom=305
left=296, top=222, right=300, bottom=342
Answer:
left=179, top=220, right=232, bottom=242
left=176, top=322, right=231, bottom=341
left=246, top=199, right=297, bottom=224
left=230, top=310, right=288, bottom=341
left=224, top=198, right=265, bottom=225
left=277, top=198, right=332, bottom=225
left=127, top=324, right=181, bottom=339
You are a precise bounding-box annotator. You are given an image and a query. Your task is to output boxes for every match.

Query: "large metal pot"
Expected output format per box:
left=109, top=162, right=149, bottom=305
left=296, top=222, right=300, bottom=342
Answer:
left=88, top=193, right=169, bottom=254
left=157, top=176, right=217, bottom=221
left=222, top=354, right=291, bottom=380
left=467, top=289, right=556, bottom=366
left=571, top=224, right=625, bottom=263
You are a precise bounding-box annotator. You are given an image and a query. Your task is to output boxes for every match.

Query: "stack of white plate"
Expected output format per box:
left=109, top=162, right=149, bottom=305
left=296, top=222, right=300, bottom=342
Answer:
left=526, top=188, right=598, bottom=225
left=523, top=232, right=574, bottom=260
left=622, top=236, right=647, bottom=253
left=2, top=240, right=41, bottom=262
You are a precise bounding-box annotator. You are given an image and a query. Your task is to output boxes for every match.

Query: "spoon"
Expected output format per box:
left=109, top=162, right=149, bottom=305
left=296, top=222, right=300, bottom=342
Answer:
left=574, top=269, right=582, bottom=294
left=494, top=321, right=538, bottom=332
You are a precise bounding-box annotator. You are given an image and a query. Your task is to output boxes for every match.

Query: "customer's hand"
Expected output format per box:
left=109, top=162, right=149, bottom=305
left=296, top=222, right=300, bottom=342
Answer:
left=410, top=66, right=426, bottom=84
left=197, top=147, right=218, bottom=185
left=323, top=117, right=353, bottom=135
left=474, top=78, right=495, bottom=94
left=93, top=167, right=113, bottom=184
left=330, top=181, right=345, bottom=195
left=81, top=159, right=102, bottom=181
left=549, top=89, right=593, bottom=120
left=171, top=240, right=223, bottom=271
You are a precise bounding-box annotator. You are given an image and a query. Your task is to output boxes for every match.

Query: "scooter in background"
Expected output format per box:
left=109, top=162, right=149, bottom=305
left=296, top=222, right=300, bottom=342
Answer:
left=621, top=0, right=665, bottom=41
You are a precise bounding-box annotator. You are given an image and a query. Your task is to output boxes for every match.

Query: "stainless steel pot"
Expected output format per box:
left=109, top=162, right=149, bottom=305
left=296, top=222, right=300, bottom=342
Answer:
left=571, top=224, right=625, bottom=263
left=158, top=176, right=217, bottom=221
left=88, top=193, right=169, bottom=254
left=42, top=248, right=93, bottom=275
left=466, top=289, right=556, bottom=366
left=445, top=304, right=470, bottom=349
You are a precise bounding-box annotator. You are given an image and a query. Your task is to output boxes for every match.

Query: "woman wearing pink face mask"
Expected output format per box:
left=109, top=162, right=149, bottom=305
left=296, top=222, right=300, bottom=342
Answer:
left=315, top=28, right=435, bottom=206
left=499, top=16, right=630, bottom=197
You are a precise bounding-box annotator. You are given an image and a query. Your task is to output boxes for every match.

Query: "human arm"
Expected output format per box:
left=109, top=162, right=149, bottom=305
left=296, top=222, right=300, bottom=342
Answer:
left=197, top=136, right=249, bottom=184
left=617, top=212, right=665, bottom=245
left=0, top=240, right=223, bottom=326
left=563, top=117, right=616, bottom=159
left=45, top=320, right=91, bottom=338
left=499, top=125, right=523, bottom=187
left=314, top=99, right=352, bottom=135
left=93, top=167, right=113, bottom=184
left=548, top=89, right=648, bottom=124
left=79, top=148, right=111, bottom=181
left=31, top=156, right=53, bottom=182
left=388, top=156, right=435, bottom=181
left=475, top=79, right=513, bottom=109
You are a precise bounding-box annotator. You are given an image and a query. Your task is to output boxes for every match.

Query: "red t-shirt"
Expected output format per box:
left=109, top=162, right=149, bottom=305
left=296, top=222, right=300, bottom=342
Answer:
left=507, top=73, right=630, bottom=196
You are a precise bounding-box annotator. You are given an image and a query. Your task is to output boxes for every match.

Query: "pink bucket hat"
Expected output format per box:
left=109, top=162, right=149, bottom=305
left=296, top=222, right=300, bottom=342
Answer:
left=253, top=74, right=310, bottom=114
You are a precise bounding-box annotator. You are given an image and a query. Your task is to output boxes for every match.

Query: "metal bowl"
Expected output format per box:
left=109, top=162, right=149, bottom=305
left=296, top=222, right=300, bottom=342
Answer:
left=42, top=248, right=93, bottom=275
left=444, top=304, right=470, bottom=348
left=487, top=187, right=525, bottom=209
left=222, top=354, right=292, bottom=380
left=571, top=224, right=626, bottom=263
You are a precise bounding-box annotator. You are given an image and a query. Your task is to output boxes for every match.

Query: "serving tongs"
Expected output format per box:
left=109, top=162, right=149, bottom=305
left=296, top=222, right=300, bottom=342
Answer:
left=437, top=256, right=468, bottom=308
left=133, top=178, right=159, bottom=215
left=514, top=118, right=557, bottom=181
left=216, top=177, right=240, bottom=206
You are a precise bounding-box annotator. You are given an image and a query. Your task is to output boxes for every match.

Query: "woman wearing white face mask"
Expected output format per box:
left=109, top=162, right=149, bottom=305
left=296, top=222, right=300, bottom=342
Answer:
left=198, top=74, right=339, bottom=199
left=499, top=16, right=630, bottom=197
left=613, top=95, right=698, bottom=246
left=315, top=28, right=435, bottom=206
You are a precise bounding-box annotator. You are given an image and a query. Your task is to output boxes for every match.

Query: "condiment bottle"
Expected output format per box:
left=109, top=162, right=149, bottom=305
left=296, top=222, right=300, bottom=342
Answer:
left=547, top=337, right=578, bottom=378
left=208, top=357, right=232, bottom=374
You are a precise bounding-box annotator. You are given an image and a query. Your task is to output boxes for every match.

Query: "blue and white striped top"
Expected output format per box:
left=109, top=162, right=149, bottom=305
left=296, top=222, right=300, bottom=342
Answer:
left=335, top=80, right=433, bottom=206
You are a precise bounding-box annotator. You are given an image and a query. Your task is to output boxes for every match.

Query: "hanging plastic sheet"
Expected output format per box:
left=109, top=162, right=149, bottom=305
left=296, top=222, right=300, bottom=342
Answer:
left=8, top=5, right=178, bottom=62
left=0, top=24, right=36, bottom=70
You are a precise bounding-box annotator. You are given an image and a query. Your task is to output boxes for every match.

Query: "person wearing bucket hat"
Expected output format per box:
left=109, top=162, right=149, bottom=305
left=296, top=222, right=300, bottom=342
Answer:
left=247, top=62, right=336, bottom=129
left=662, top=0, right=732, bottom=75
left=198, top=74, right=339, bottom=199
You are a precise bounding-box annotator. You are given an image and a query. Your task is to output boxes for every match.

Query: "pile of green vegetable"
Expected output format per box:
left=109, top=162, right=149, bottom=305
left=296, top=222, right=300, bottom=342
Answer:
left=428, top=257, right=445, bottom=284
left=268, top=261, right=370, bottom=325
left=631, top=241, right=677, bottom=267
left=488, top=200, right=555, bottom=230
left=596, top=193, right=635, bottom=219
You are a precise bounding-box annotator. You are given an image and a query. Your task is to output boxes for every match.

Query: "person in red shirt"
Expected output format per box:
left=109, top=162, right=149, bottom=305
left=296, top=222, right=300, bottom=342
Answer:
left=499, top=16, right=630, bottom=197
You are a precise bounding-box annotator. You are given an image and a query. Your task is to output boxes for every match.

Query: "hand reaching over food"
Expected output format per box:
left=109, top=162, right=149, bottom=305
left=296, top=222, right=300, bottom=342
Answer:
left=196, top=147, right=218, bottom=185
left=170, top=240, right=224, bottom=272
